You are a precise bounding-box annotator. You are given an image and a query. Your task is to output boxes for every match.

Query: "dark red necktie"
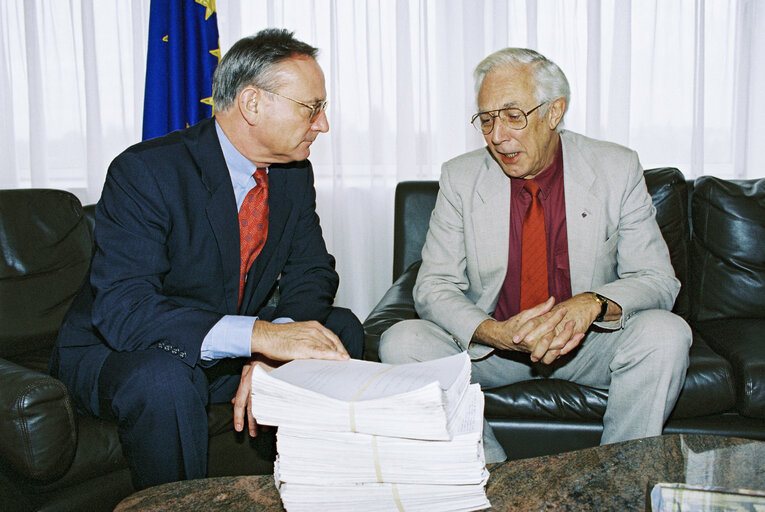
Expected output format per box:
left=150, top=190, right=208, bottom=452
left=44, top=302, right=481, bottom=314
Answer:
left=238, top=168, right=269, bottom=309
left=519, top=179, right=548, bottom=310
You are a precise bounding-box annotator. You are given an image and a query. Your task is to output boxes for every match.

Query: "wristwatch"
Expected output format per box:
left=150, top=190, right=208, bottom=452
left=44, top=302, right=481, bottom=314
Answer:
left=591, top=292, right=609, bottom=322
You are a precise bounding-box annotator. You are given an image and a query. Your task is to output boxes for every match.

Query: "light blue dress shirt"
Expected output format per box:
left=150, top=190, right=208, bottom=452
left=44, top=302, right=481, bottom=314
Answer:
left=199, top=121, right=291, bottom=361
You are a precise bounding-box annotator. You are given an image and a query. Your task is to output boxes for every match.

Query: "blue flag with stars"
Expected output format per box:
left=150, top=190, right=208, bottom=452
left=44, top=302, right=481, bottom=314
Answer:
left=142, top=0, right=220, bottom=140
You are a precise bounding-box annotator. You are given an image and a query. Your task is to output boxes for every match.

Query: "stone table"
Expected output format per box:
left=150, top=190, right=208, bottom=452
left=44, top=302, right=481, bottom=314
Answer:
left=115, top=434, right=765, bottom=511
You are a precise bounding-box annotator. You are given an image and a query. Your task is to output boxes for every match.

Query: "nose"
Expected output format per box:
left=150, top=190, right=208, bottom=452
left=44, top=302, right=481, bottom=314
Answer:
left=489, top=118, right=511, bottom=145
left=312, top=109, right=329, bottom=133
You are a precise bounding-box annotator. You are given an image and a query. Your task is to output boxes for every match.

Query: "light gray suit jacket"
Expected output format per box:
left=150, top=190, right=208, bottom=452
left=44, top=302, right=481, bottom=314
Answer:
left=413, top=130, right=680, bottom=358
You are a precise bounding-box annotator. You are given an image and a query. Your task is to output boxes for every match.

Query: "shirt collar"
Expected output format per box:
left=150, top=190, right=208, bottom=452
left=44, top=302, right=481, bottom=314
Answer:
left=511, top=135, right=563, bottom=199
left=214, top=119, right=263, bottom=190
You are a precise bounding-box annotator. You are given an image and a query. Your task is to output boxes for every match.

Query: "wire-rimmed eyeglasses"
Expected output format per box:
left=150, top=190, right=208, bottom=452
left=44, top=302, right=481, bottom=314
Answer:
left=263, top=89, right=328, bottom=122
left=470, top=102, right=547, bottom=134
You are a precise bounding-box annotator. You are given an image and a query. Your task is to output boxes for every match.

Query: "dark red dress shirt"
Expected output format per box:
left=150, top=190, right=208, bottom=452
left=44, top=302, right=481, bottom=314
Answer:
left=493, top=138, right=572, bottom=321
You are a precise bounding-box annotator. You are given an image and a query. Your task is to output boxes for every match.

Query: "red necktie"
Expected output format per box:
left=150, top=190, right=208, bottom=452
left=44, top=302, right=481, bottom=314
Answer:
left=519, top=179, right=548, bottom=310
left=238, top=168, right=269, bottom=309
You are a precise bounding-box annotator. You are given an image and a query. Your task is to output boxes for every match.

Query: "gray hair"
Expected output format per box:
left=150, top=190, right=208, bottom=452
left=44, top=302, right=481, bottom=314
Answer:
left=474, top=48, right=570, bottom=129
left=212, top=28, right=318, bottom=112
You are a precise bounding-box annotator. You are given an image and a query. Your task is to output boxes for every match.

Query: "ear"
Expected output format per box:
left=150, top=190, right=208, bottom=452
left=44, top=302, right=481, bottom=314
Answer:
left=546, top=97, right=566, bottom=130
left=238, top=87, right=259, bottom=125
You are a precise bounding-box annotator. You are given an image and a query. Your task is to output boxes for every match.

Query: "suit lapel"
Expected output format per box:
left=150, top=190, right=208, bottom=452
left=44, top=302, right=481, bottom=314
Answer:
left=183, top=118, right=240, bottom=314
left=472, top=150, right=511, bottom=292
left=561, top=132, right=601, bottom=294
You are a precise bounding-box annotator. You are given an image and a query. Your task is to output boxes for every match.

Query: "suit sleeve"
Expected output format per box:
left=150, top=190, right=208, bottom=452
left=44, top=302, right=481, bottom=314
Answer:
left=90, top=152, right=221, bottom=365
left=413, top=164, right=494, bottom=347
left=594, top=151, right=680, bottom=327
left=272, top=165, right=338, bottom=322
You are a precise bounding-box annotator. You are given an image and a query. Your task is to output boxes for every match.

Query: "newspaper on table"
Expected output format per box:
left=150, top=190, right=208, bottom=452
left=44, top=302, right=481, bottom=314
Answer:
left=250, top=352, right=490, bottom=512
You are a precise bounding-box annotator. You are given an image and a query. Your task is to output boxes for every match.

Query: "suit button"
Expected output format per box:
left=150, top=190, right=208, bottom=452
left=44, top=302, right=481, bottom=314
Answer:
left=180, top=352, right=187, bottom=359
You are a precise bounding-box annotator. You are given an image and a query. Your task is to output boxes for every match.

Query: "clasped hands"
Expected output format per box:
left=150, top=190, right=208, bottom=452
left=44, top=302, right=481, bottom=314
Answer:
left=232, top=320, right=350, bottom=437
left=475, top=293, right=604, bottom=365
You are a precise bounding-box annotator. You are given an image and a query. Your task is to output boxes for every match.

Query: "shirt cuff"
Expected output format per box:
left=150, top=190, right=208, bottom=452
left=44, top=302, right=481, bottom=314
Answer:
left=200, top=315, right=257, bottom=361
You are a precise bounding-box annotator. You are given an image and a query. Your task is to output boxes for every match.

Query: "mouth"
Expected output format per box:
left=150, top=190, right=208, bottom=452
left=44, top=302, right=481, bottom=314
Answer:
left=499, top=151, right=520, bottom=164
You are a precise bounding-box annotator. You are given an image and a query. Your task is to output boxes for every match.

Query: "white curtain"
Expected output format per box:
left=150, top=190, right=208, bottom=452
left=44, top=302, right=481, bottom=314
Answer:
left=2, top=0, right=764, bottom=319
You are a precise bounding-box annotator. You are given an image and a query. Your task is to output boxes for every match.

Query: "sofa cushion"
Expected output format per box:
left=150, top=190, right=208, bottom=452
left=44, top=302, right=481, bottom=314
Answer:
left=0, top=189, right=92, bottom=360
left=690, top=176, right=765, bottom=321
left=670, top=331, right=736, bottom=418
left=694, top=318, right=765, bottom=419
left=484, top=334, right=735, bottom=421
left=363, top=260, right=421, bottom=361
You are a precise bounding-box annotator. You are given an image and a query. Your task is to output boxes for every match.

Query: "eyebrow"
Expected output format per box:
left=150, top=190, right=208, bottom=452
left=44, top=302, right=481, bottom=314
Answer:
left=478, top=101, right=520, bottom=113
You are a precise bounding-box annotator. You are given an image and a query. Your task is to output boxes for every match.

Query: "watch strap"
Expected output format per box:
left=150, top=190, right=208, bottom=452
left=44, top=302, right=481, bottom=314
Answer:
left=592, top=293, right=609, bottom=322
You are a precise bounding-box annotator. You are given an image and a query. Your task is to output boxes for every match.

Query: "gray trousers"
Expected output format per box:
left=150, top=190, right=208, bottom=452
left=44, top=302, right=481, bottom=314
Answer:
left=379, top=309, right=691, bottom=463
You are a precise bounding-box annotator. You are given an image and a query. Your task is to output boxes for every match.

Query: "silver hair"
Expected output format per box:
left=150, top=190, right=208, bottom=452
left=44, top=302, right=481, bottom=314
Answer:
left=473, top=48, right=570, bottom=130
left=212, top=28, right=318, bottom=112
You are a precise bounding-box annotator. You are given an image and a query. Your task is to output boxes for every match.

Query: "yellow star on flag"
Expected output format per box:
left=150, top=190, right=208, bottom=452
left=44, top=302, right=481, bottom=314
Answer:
left=209, top=48, right=221, bottom=62
left=195, top=0, right=216, bottom=20
left=201, top=96, right=215, bottom=115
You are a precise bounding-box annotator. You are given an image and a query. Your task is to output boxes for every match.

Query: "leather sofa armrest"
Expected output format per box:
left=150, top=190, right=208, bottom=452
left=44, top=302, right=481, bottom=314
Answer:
left=0, top=358, right=77, bottom=482
left=362, top=261, right=421, bottom=362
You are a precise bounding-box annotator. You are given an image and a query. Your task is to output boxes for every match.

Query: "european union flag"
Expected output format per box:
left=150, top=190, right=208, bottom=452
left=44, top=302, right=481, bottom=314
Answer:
left=142, top=0, right=220, bottom=140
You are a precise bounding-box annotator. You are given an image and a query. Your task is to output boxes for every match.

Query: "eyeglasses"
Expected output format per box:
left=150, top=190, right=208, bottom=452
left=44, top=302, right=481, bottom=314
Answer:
left=470, top=102, right=547, bottom=134
left=262, top=89, right=328, bottom=122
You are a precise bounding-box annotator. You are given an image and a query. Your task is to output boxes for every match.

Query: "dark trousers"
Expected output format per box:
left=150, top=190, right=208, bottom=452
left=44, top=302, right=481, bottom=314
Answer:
left=97, top=307, right=363, bottom=489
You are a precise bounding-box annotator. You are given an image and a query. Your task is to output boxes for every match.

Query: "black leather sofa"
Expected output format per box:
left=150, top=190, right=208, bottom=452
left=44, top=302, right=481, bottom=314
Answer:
left=0, top=189, right=275, bottom=512
left=364, top=167, right=765, bottom=460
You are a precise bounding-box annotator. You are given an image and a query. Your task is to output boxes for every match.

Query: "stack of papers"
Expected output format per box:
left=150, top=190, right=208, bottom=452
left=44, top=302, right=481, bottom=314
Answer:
left=251, top=352, right=491, bottom=512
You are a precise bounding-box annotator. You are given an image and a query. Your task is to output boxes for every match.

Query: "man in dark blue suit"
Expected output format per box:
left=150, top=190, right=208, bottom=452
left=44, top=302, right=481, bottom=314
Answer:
left=49, top=29, right=363, bottom=489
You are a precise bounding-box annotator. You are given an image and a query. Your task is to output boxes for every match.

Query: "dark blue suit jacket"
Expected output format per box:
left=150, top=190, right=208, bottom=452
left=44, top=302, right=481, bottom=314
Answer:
left=51, top=118, right=339, bottom=415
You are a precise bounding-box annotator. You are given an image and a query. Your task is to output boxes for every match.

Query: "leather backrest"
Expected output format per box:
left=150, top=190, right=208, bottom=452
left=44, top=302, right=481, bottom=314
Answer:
left=0, top=189, right=92, bottom=359
left=690, top=176, right=765, bottom=321
left=392, top=181, right=439, bottom=280
left=643, top=167, right=691, bottom=319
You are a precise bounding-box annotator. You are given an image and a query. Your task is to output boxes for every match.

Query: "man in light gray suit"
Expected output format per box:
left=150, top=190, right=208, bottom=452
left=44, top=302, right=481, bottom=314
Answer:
left=379, top=48, right=692, bottom=463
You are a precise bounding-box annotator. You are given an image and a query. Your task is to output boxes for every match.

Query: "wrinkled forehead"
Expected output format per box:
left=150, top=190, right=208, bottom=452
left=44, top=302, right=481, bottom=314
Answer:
left=268, top=56, right=327, bottom=101
left=477, top=63, right=537, bottom=112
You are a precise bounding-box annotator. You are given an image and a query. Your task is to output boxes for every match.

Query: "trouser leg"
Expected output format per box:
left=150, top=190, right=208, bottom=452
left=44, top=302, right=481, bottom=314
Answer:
left=380, top=319, right=509, bottom=463
left=324, top=306, right=364, bottom=359
left=98, top=350, right=209, bottom=490
left=552, top=309, right=691, bottom=444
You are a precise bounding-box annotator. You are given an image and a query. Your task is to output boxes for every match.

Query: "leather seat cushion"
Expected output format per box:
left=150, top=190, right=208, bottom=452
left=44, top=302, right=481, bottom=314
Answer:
left=484, top=335, right=735, bottom=421
left=694, top=318, right=765, bottom=419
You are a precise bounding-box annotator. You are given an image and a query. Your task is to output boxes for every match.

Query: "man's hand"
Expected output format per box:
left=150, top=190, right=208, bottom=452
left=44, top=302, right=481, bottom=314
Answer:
left=249, top=319, right=350, bottom=362
left=473, top=297, right=585, bottom=365
left=512, top=292, right=621, bottom=364
left=232, top=356, right=280, bottom=437
left=235, top=320, right=350, bottom=437
left=473, top=297, right=570, bottom=355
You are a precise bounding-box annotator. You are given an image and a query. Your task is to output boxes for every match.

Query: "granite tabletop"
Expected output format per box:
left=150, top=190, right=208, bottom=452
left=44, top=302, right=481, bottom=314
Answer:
left=114, top=433, right=765, bottom=511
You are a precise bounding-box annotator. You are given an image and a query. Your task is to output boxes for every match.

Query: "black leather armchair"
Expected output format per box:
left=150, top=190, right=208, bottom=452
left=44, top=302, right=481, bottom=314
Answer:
left=0, top=189, right=274, bottom=512
left=364, top=168, right=765, bottom=459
